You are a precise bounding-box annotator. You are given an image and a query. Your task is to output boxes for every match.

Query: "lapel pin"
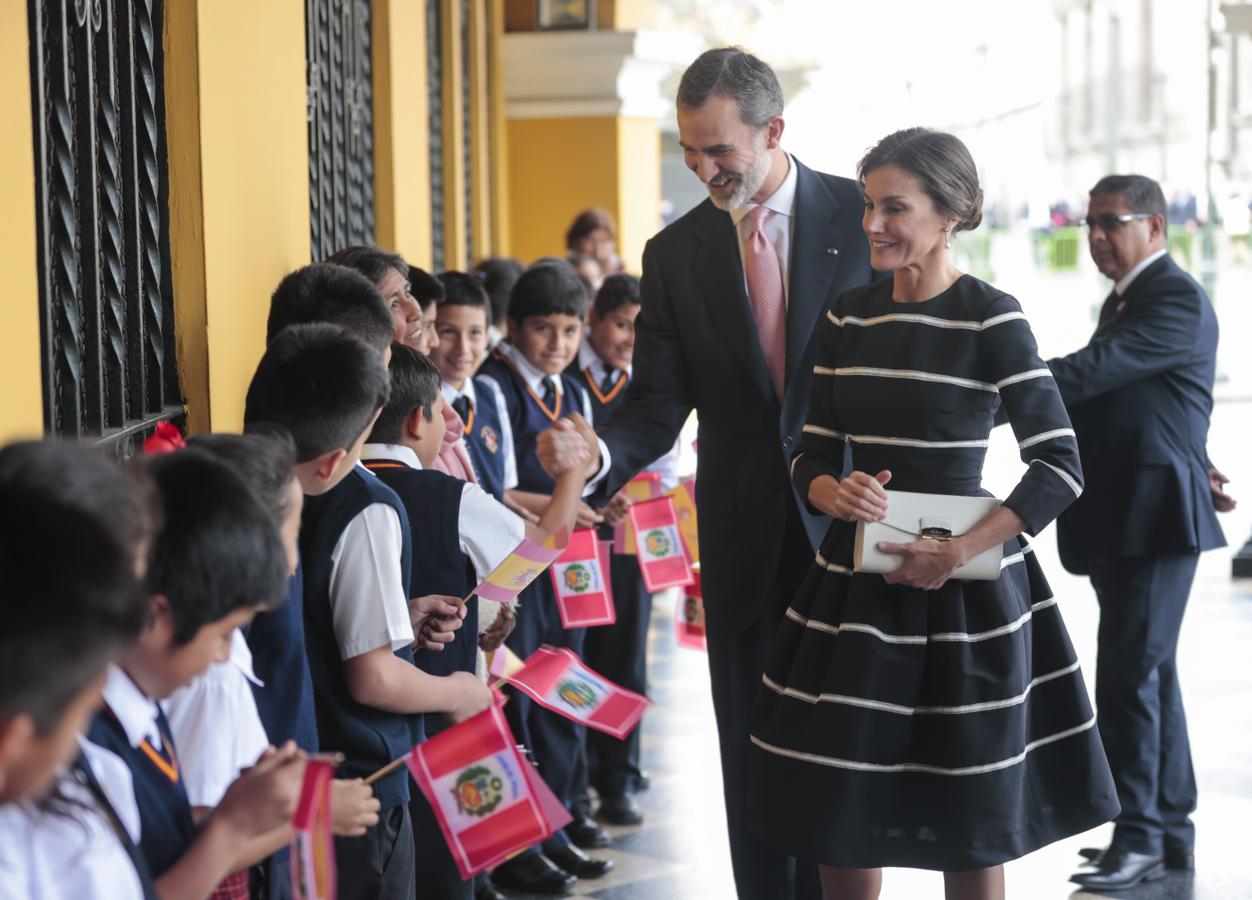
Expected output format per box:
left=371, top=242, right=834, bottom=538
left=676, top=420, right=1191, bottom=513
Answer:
left=825, top=248, right=839, bottom=255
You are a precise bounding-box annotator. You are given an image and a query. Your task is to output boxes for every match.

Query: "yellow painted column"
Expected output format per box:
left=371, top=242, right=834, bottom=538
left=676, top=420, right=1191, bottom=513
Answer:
left=165, top=0, right=311, bottom=434
left=0, top=3, right=47, bottom=441
left=374, top=0, right=433, bottom=269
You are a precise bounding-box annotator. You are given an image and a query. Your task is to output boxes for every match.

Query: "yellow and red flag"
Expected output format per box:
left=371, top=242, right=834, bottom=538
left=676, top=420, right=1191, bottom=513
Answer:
left=290, top=758, right=336, bottom=900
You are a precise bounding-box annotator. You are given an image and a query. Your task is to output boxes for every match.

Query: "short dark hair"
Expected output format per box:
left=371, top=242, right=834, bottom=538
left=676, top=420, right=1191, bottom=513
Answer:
left=676, top=47, right=784, bottom=128
left=0, top=441, right=147, bottom=732
left=436, top=270, right=491, bottom=318
left=509, top=259, right=588, bottom=322
left=369, top=343, right=442, bottom=443
left=594, top=273, right=641, bottom=317
left=408, top=266, right=444, bottom=310
left=244, top=323, right=390, bottom=462
left=857, top=127, right=984, bottom=233
left=1089, top=174, right=1168, bottom=232
left=324, top=245, right=408, bottom=284
left=187, top=429, right=298, bottom=525
left=565, top=209, right=616, bottom=250
left=472, top=257, right=523, bottom=325
left=146, top=450, right=289, bottom=644
left=267, top=263, right=393, bottom=354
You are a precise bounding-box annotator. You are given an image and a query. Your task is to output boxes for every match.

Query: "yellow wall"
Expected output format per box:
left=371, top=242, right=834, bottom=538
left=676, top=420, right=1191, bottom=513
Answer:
left=0, top=3, right=46, bottom=441
left=506, top=116, right=658, bottom=273
left=166, top=0, right=311, bottom=434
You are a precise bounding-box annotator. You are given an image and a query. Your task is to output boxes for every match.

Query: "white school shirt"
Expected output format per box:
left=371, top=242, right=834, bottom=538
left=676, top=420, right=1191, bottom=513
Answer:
left=163, top=629, right=270, bottom=807
left=328, top=464, right=416, bottom=660
left=0, top=742, right=145, bottom=900
left=442, top=378, right=519, bottom=490
left=487, top=342, right=594, bottom=424
left=360, top=443, right=525, bottom=578
left=85, top=666, right=160, bottom=856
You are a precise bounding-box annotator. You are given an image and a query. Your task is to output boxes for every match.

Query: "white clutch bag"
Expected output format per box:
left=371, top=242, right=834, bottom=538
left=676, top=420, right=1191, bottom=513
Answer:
left=853, top=490, right=1004, bottom=581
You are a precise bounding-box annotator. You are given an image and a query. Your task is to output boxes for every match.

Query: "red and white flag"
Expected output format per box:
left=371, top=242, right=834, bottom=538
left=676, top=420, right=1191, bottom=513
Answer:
left=550, top=529, right=615, bottom=628
left=675, top=572, right=707, bottom=651
left=291, top=759, right=337, bottom=900
left=628, top=496, right=695, bottom=592
left=507, top=647, right=650, bottom=740
left=406, top=704, right=571, bottom=880
left=612, top=472, right=661, bottom=554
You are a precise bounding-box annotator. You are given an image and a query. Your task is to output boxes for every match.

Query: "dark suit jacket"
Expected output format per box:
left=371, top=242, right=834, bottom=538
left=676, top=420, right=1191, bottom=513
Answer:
left=596, top=158, right=873, bottom=629
left=1049, top=253, right=1225, bottom=574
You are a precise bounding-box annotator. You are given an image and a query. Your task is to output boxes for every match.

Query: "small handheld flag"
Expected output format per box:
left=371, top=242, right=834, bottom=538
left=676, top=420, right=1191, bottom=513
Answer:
left=628, top=496, right=695, bottom=592
left=469, top=530, right=567, bottom=604
left=507, top=646, right=650, bottom=740
left=290, top=758, right=337, bottom=900
left=551, top=529, right=616, bottom=628
left=664, top=480, right=699, bottom=567
left=675, top=572, right=707, bottom=651
left=485, top=645, right=526, bottom=686
left=612, top=472, right=662, bottom=555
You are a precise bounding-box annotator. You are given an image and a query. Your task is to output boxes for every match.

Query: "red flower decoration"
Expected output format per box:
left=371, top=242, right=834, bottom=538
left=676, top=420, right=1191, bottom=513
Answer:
left=143, top=421, right=185, bottom=455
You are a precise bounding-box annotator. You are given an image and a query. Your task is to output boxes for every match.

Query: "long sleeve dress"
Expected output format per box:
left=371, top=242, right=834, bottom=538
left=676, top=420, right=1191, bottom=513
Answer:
left=746, top=274, right=1119, bottom=871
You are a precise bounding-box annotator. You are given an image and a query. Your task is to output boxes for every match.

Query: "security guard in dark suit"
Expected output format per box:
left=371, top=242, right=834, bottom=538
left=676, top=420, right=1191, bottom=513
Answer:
left=1051, top=174, right=1235, bottom=892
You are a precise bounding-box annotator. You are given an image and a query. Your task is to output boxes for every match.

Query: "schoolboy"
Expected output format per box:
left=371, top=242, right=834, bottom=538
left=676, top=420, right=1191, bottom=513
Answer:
left=476, top=261, right=614, bottom=891
left=246, top=323, right=492, bottom=900
left=85, top=449, right=308, bottom=897
left=471, top=257, right=522, bottom=350
left=0, top=441, right=153, bottom=899
left=361, top=345, right=590, bottom=899
left=266, top=262, right=395, bottom=357
left=430, top=271, right=517, bottom=501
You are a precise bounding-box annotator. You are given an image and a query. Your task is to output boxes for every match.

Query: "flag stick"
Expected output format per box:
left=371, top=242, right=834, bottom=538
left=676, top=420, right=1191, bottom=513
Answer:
left=363, top=755, right=407, bottom=786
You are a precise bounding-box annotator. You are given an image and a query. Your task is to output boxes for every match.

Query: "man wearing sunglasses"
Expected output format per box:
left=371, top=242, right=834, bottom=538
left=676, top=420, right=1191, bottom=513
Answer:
left=1047, top=174, right=1235, bottom=892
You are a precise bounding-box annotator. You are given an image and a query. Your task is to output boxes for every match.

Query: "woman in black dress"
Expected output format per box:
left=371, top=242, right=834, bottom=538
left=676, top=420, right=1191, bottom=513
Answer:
left=746, top=129, right=1118, bottom=899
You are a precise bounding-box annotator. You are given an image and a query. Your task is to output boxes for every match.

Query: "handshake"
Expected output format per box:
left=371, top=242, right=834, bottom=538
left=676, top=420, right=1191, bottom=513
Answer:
left=537, top=413, right=602, bottom=479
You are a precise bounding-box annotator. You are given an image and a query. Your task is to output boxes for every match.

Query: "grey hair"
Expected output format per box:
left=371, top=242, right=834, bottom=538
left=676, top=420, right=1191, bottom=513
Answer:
left=676, top=47, right=783, bottom=129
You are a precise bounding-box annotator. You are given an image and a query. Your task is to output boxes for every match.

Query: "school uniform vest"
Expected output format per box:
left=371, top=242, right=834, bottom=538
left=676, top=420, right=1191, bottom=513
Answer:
left=460, top=377, right=508, bottom=501
left=71, top=752, right=160, bottom=900
left=567, top=359, right=629, bottom=541
left=360, top=460, right=478, bottom=678
left=300, top=467, right=418, bottom=810
left=478, top=353, right=585, bottom=494
left=86, top=706, right=195, bottom=879
left=245, top=564, right=318, bottom=752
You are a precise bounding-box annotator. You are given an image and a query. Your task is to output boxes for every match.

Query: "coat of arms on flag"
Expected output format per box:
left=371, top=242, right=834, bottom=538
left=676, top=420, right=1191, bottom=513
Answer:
left=469, top=530, right=568, bottom=603
left=628, top=495, right=695, bottom=592
left=506, top=646, right=650, bottom=740
left=664, top=479, right=699, bottom=566
left=550, top=529, right=615, bottom=628
left=613, top=471, right=662, bottom=554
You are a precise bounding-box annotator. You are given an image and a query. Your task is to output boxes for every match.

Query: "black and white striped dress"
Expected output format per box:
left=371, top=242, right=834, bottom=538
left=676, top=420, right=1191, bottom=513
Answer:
left=746, top=275, right=1118, bottom=871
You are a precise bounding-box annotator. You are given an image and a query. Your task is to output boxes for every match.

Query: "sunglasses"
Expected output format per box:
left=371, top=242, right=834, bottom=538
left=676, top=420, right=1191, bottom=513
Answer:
left=1079, top=213, right=1154, bottom=231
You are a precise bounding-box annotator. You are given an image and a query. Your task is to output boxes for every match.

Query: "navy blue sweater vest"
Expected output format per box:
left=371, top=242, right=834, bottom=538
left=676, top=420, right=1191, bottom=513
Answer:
left=360, top=460, right=478, bottom=678
left=86, top=705, right=195, bottom=879
left=300, top=467, right=417, bottom=809
left=478, top=354, right=586, bottom=494
left=245, top=564, right=319, bottom=753
left=461, top=377, right=508, bottom=501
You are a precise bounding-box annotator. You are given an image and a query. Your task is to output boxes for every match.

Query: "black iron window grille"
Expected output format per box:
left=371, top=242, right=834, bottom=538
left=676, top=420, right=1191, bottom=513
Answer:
left=427, top=0, right=446, bottom=271
left=28, top=0, right=183, bottom=457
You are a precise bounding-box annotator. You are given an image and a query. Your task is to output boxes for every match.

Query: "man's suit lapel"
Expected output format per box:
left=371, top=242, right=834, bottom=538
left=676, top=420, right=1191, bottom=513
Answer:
left=786, top=161, right=844, bottom=390
left=690, top=204, right=776, bottom=404
left=1094, top=253, right=1173, bottom=337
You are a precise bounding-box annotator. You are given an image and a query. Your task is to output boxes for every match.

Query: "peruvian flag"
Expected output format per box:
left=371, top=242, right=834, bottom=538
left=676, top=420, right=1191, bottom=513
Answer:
left=290, top=759, right=336, bottom=900
left=628, top=496, right=695, bottom=592
left=406, top=704, right=571, bottom=880
left=613, top=471, right=661, bottom=554
left=675, top=571, right=708, bottom=651
left=507, top=646, right=649, bottom=740
left=550, top=529, right=615, bottom=628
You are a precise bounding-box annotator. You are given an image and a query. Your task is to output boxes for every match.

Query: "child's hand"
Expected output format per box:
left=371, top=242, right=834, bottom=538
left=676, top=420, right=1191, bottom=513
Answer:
left=478, top=604, right=516, bottom=652
left=445, top=671, right=493, bottom=723
left=536, top=419, right=592, bottom=478
left=410, top=594, right=466, bottom=651
left=330, top=778, right=381, bottom=837
left=598, top=491, right=631, bottom=527
left=576, top=502, right=604, bottom=529
left=216, top=742, right=306, bottom=838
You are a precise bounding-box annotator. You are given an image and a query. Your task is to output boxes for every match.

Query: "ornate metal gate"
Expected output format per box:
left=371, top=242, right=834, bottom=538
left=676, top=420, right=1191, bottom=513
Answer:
left=27, top=0, right=182, bottom=455
left=427, top=0, right=446, bottom=271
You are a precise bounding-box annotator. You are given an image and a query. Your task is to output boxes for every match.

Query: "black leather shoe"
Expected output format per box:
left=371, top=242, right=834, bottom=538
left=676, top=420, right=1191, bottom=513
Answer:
left=565, top=813, right=610, bottom=848
left=474, top=881, right=507, bottom=900
left=597, top=790, right=643, bottom=826
left=546, top=844, right=614, bottom=879
left=1070, top=851, right=1166, bottom=891
left=490, top=853, right=576, bottom=895
left=1079, top=843, right=1195, bottom=871
left=634, top=770, right=651, bottom=791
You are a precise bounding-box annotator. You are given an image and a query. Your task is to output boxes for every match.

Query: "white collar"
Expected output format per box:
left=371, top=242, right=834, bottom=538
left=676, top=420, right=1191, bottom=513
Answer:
left=441, top=378, right=477, bottom=406
left=361, top=442, right=424, bottom=470
left=1115, top=248, right=1168, bottom=295
left=101, top=665, right=163, bottom=750
left=497, top=342, right=564, bottom=396
left=229, top=629, right=263, bottom=687
left=577, top=339, right=630, bottom=382
left=730, top=153, right=798, bottom=227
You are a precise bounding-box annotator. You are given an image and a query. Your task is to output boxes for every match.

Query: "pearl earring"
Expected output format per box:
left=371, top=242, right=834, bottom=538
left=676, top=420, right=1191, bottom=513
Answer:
left=943, top=227, right=951, bottom=250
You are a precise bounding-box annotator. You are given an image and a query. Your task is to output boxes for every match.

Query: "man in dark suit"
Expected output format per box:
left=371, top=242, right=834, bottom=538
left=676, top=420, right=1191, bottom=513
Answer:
left=1054, top=175, right=1235, bottom=892
left=541, top=48, right=873, bottom=899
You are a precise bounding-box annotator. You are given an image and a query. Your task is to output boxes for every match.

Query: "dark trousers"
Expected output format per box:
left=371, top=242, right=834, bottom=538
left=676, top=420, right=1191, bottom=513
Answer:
left=504, top=579, right=586, bottom=851
left=335, top=803, right=416, bottom=900
left=411, top=718, right=475, bottom=900
left=1089, top=552, right=1200, bottom=856
left=705, top=502, right=821, bottom=900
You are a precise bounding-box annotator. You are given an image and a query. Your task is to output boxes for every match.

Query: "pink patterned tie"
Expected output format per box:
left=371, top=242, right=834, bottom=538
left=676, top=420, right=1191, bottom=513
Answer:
left=745, top=205, right=786, bottom=398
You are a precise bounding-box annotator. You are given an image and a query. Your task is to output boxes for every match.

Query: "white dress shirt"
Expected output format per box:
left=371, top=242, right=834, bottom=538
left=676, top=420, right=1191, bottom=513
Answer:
left=328, top=464, right=415, bottom=659
left=488, top=342, right=594, bottom=423
left=730, top=152, right=798, bottom=307
left=1114, top=247, right=1168, bottom=296
left=85, top=666, right=160, bottom=853
left=361, top=443, right=525, bottom=578
left=442, top=377, right=519, bottom=490
left=163, top=629, right=270, bottom=807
